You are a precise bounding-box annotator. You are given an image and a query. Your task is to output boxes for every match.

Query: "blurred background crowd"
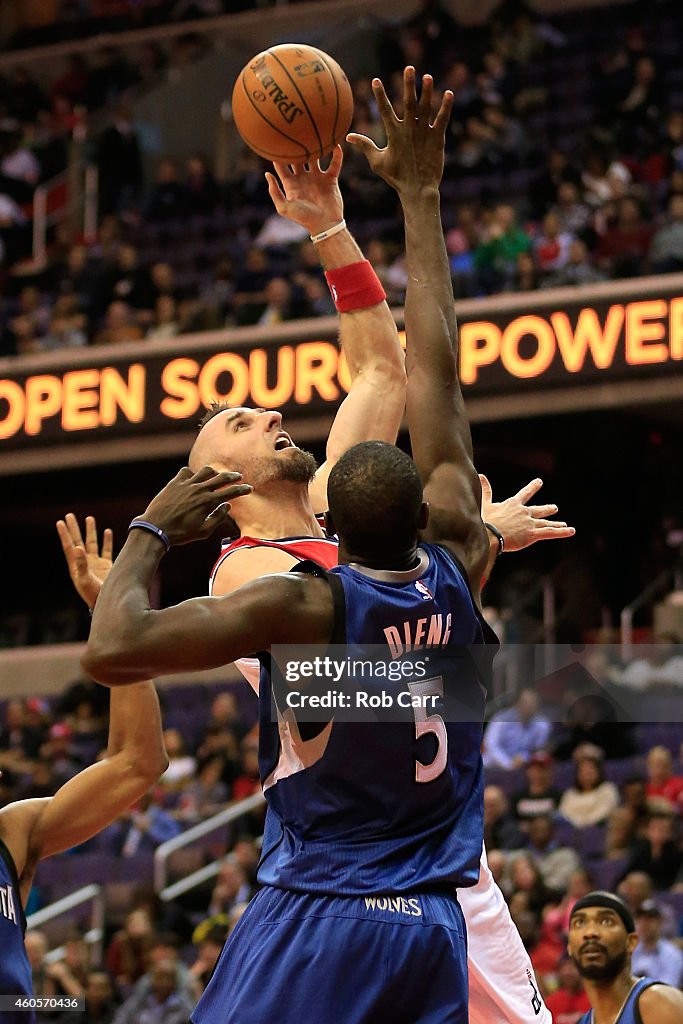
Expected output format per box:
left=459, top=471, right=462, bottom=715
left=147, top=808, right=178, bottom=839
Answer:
left=2, top=667, right=683, bottom=1020
left=1, top=0, right=683, bottom=355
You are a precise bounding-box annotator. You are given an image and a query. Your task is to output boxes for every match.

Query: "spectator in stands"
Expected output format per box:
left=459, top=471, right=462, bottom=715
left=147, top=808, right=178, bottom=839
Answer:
left=115, top=790, right=182, bottom=857
left=649, top=194, right=683, bottom=272
left=644, top=745, right=683, bottom=812
left=7, top=67, right=48, bottom=124
left=231, top=734, right=261, bottom=802
left=175, top=755, right=228, bottom=823
left=145, top=159, right=188, bottom=224
left=106, top=908, right=155, bottom=992
left=112, top=958, right=195, bottom=1024
left=558, top=748, right=620, bottom=828
left=254, top=277, right=312, bottom=326
left=63, top=970, right=118, bottom=1024
left=542, top=238, right=606, bottom=287
left=146, top=295, right=180, bottom=340
left=605, top=806, right=638, bottom=861
left=43, top=295, right=88, bottom=350
left=474, top=203, right=532, bottom=292
left=483, top=689, right=552, bottom=769
left=85, top=46, right=132, bottom=112
left=96, top=106, right=143, bottom=216
left=158, top=728, right=196, bottom=792
left=533, top=212, right=574, bottom=277
left=552, top=692, right=637, bottom=761
left=631, top=899, right=683, bottom=986
left=622, top=776, right=649, bottom=834
left=551, top=181, right=593, bottom=239
left=207, top=857, right=252, bottom=920
left=94, top=301, right=143, bottom=345
left=231, top=838, right=260, bottom=890
left=543, top=867, right=594, bottom=942
left=47, top=928, right=90, bottom=998
left=185, top=154, right=219, bottom=218
left=41, top=722, right=83, bottom=784
left=512, top=750, right=561, bottom=829
left=187, top=925, right=228, bottom=999
left=484, top=784, right=525, bottom=851
left=506, top=852, right=551, bottom=918
left=619, top=812, right=682, bottom=890
left=50, top=55, right=89, bottom=108
left=545, top=956, right=590, bottom=1024
left=595, top=196, right=653, bottom=278
left=526, top=814, right=581, bottom=894
left=25, top=930, right=57, bottom=1000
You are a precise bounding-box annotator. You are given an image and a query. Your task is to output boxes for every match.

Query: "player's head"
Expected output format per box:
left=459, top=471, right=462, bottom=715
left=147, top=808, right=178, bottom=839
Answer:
left=189, top=400, right=317, bottom=491
left=567, top=891, right=638, bottom=982
left=326, top=441, right=426, bottom=563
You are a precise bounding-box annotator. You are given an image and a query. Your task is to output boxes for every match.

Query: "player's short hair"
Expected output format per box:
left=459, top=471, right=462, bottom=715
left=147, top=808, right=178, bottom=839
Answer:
left=198, top=400, right=232, bottom=431
left=328, top=441, right=423, bottom=557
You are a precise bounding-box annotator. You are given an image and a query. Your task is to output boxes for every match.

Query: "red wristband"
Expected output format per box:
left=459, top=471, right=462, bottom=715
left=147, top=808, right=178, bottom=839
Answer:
left=324, top=260, right=386, bottom=313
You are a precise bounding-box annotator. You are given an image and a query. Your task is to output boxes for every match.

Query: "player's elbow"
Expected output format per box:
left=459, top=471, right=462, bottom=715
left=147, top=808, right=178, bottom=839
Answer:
left=81, top=641, right=143, bottom=688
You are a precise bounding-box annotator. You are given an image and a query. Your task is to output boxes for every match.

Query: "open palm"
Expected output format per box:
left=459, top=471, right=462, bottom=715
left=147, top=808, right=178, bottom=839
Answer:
left=56, top=513, right=113, bottom=610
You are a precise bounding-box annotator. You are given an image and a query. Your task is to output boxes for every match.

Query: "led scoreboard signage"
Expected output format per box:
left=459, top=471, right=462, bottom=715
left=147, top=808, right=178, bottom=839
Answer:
left=1, top=277, right=682, bottom=451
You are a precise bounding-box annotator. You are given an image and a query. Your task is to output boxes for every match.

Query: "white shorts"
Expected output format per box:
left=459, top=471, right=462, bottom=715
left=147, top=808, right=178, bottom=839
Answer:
left=459, top=847, right=552, bottom=1024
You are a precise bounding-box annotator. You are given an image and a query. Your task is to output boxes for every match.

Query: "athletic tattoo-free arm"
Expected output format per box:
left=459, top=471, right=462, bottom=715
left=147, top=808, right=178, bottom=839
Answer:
left=349, top=68, right=487, bottom=588
left=265, top=149, right=406, bottom=514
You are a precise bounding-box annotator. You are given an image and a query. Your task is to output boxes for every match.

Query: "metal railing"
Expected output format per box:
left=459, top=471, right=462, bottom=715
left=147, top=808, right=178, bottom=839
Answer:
left=26, top=883, right=104, bottom=965
left=31, top=164, right=98, bottom=267
left=620, top=566, right=683, bottom=661
left=154, top=792, right=265, bottom=896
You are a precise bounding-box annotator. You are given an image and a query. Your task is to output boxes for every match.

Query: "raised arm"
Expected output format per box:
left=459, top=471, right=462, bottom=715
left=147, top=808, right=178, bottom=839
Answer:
left=83, top=467, right=333, bottom=685
left=264, top=147, right=405, bottom=513
left=0, top=517, right=168, bottom=903
left=348, top=68, right=487, bottom=590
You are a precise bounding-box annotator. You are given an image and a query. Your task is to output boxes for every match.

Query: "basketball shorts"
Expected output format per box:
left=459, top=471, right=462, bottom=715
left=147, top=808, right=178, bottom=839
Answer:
left=460, top=847, right=551, bottom=1024
left=191, top=885, right=468, bottom=1024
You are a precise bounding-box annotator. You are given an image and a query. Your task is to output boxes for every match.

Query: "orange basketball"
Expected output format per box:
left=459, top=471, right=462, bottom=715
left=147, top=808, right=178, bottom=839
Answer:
left=231, top=43, right=354, bottom=163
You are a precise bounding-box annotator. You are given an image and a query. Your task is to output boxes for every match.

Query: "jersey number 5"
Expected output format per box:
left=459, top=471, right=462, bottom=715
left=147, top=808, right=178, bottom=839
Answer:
left=408, top=676, right=447, bottom=783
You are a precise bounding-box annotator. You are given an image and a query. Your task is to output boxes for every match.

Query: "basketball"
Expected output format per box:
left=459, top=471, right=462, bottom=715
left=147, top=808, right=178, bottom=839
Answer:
left=231, top=43, right=354, bottom=163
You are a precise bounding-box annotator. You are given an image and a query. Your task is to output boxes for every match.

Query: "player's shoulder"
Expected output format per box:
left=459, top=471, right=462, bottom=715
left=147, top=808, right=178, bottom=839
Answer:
left=213, top=544, right=301, bottom=595
left=638, top=981, right=683, bottom=1021
left=0, top=799, right=48, bottom=882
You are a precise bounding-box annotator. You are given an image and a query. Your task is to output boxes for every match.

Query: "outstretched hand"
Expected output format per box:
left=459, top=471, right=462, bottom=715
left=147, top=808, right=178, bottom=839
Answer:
left=265, top=146, right=344, bottom=235
left=480, top=475, right=575, bottom=552
left=57, top=514, right=113, bottom=610
left=347, top=66, right=453, bottom=196
left=140, top=466, right=253, bottom=547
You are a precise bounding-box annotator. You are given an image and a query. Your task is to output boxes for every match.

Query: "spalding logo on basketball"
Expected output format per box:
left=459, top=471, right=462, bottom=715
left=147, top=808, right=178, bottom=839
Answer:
left=231, top=43, right=354, bottom=163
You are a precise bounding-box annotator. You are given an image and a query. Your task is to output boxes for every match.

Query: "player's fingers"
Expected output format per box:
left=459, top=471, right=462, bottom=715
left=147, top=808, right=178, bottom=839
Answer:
left=432, top=89, right=454, bottom=133
left=65, top=511, right=84, bottom=548
left=85, top=515, right=98, bottom=554
left=345, top=133, right=382, bottom=162
left=326, top=144, right=343, bottom=176
left=532, top=525, right=576, bottom=542
left=418, top=73, right=434, bottom=119
left=102, top=528, right=114, bottom=562
left=215, top=482, right=253, bottom=501
left=513, top=478, right=544, bottom=504
left=56, top=519, right=74, bottom=557
left=403, top=65, right=418, bottom=117
left=478, top=474, right=493, bottom=502
left=371, top=77, right=399, bottom=127
left=204, top=469, right=245, bottom=489
left=193, top=465, right=223, bottom=482
left=72, top=545, right=89, bottom=577
left=271, top=160, right=292, bottom=182
left=528, top=504, right=559, bottom=518
left=265, top=171, right=286, bottom=205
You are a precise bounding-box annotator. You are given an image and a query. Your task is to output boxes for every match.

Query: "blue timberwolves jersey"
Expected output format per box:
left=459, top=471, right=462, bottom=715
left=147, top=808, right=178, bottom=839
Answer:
left=0, top=837, right=33, bottom=1024
left=256, top=542, right=497, bottom=896
left=576, top=978, right=658, bottom=1024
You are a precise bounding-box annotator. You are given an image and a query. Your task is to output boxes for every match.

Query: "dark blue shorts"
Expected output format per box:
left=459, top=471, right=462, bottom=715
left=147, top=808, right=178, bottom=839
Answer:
left=192, top=885, right=468, bottom=1024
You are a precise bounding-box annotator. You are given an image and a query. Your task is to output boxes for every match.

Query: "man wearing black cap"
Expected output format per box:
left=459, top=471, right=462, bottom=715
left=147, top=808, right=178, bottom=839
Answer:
left=567, top=890, right=683, bottom=1024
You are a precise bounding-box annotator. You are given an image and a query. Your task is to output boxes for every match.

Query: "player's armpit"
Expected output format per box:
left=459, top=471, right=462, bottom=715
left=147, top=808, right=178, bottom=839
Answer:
left=0, top=801, right=45, bottom=891
left=419, top=463, right=489, bottom=601
left=212, top=546, right=300, bottom=596
left=638, top=984, right=683, bottom=1023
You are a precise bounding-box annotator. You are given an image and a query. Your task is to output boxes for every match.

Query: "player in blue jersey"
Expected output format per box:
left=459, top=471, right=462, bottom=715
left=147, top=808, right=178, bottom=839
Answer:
left=567, top=891, right=683, bottom=1024
left=84, top=68, right=499, bottom=1023
left=0, top=517, right=167, bottom=1024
